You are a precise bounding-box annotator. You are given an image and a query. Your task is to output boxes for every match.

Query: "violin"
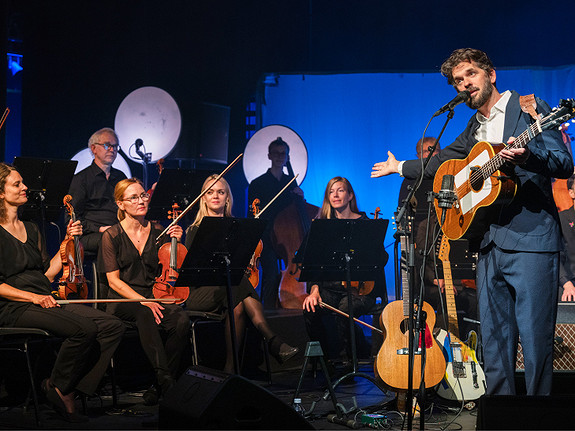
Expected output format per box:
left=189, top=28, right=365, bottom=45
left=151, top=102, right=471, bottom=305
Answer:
left=58, top=195, right=89, bottom=299
left=153, top=203, right=190, bottom=304
left=247, top=199, right=263, bottom=288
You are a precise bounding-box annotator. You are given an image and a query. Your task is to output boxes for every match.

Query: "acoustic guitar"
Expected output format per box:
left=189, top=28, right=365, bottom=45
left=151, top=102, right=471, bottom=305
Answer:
left=374, top=217, right=446, bottom=390
left=434, top=234, right=486, bottom=401
left=433, top=99, right=575, bottom=241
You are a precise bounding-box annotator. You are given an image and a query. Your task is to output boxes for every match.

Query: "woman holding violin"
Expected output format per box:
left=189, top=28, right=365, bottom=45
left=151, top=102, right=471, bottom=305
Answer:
left=0, top=163, right=125, bottom=422
left=302, top=176, right=386, bottom=363
left=99, top=178, right=190, bottom=405
left=185, top=175, right=298, bottom=373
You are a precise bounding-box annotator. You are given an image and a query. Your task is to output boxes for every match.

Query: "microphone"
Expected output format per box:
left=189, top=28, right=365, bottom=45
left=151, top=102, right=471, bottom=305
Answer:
left=433, top=90, right=471, bottom=117
left=437, top=174, right=457, bottom=225
left=134, top=138, right=146, bottom=161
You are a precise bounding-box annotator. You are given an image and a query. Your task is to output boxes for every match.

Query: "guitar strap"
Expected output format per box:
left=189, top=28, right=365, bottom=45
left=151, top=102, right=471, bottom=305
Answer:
left=519, top=94, right=539, bottom=121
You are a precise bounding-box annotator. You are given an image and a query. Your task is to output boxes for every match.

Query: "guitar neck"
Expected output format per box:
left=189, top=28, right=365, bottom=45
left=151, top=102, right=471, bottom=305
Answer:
left=400, top=235, right=410, bottom=316
left=441, top=259, right=460, bottom=339
left=481, top=119, right=541, bottom=177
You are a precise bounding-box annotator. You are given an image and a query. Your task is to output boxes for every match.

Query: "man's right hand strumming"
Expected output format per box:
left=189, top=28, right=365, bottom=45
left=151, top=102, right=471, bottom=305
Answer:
left=371, top=151, right=399, bottom=177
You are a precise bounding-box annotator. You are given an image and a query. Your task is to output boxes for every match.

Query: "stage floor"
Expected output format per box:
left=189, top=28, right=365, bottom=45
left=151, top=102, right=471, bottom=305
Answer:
left=0, top=361, right=479, bottom=430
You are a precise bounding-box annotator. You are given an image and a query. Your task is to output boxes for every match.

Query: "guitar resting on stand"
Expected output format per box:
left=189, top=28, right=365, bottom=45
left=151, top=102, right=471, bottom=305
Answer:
left=435, top=234, right=486, bottom=401
left=381, top=100, right=460, bottom=429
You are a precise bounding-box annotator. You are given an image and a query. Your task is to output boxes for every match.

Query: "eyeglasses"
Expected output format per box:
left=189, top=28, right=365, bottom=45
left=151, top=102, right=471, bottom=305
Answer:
left=123, top=192, right=150, bottom=204
left=94, top=142, right=120, bottom=151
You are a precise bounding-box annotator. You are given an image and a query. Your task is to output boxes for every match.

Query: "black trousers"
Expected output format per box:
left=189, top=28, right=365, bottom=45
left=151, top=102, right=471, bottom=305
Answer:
left=64, top=304, right=125, bottom=394
left=14, top=304, right=118, bottom=395
left=108, top=302, right=190, bottom=383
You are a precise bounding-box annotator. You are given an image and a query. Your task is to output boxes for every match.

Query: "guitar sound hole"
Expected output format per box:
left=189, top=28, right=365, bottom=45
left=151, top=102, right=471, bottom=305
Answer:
left=400, top=318, right=409, bottom=334
left=469, top=174, right=483, bottom=192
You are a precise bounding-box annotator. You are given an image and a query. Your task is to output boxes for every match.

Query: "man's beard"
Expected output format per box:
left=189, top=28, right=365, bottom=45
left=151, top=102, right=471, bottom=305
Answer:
left=467, top=82, right=493, bottom=110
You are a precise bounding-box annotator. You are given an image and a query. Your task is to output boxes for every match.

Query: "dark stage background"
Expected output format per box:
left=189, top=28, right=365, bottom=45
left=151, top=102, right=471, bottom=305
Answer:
left=1, top=1, right=575, bottom=297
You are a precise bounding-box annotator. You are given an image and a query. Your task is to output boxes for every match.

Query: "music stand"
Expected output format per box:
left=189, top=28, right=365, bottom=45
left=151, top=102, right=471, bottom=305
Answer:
left=147, top=168, right=212, bottom=220
left=176, top=217, right=267, bottom=374
left=13, top=157, right=77, bottom=237
left=298, top=219, right=389, bottom=400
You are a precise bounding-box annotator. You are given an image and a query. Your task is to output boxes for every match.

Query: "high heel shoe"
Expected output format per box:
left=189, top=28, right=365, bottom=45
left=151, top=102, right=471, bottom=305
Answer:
left=41, top=379, right=88, bottom=423
left=268, top=336, right=299, bottom=364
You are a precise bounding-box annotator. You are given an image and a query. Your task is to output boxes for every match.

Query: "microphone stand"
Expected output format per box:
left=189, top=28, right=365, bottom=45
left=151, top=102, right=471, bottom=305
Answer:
left=135, top=142, right=152, bottom=191
left=395, top=109, right=455, bottom=430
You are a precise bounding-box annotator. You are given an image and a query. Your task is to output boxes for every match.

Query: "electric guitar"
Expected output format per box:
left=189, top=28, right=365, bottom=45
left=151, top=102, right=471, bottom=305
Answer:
left=433, top=98, right=575, bottom=241
left=374, top=214, right=446, bottom=390
left=435, top=234, right=486, bottom=401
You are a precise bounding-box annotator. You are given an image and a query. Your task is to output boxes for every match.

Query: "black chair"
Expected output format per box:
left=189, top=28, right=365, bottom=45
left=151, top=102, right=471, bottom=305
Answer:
left=186, top=309, right=273, bottom=384
left=0, top=327, right=54, bottom=428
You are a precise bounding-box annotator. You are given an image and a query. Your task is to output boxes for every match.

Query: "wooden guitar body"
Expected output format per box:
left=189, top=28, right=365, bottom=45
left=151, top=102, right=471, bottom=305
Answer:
left=433, top=141, right=517, bottom=241
left=374, top=300, right=446, bottom=391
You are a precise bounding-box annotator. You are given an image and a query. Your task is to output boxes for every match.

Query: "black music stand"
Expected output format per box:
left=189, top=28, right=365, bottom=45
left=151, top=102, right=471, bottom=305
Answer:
left=147, top=168, right=212, bottom=220
left=298, top=219, right=389, bottom=402
left=176, top=217, right=267, bottom=375
left=13, top=157, right=77, bottom=238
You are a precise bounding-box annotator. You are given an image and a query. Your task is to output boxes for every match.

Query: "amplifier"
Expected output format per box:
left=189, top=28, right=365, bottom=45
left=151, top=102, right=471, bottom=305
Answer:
left=516, top=303, right=575, bottom=371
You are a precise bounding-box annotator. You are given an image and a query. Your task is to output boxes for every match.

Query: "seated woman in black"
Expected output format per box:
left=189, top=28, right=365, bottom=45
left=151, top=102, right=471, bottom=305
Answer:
left=0, top=162, right=125, bottom=422
left=185, top=175, right=298, bottom=373
left=99, top=178, right=190, bottom=404
left=302, top=176, right=386, bottom=362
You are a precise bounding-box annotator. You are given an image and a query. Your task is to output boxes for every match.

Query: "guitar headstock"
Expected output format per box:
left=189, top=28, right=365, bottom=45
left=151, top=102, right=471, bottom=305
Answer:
left=542, top=99, right=575, bottom=131
left=437, top=233, right=451, bottom=262
left=393, top=208, right=413, bottom=235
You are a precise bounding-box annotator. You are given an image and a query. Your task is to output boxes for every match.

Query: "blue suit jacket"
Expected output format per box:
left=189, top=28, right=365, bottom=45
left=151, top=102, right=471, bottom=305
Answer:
left=402, top=91, right=574, bottom=252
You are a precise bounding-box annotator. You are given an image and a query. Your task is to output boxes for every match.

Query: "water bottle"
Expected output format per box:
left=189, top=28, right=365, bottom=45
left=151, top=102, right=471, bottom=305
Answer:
left=293, top=398, right=305, bottom=416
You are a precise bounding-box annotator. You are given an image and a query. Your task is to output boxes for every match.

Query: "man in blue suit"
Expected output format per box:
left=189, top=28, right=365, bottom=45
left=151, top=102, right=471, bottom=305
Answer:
left=371, top=48, right=573, bottom=395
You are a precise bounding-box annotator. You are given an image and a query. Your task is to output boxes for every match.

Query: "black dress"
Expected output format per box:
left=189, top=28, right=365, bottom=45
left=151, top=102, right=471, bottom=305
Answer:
left=99, top=222, right=190, bottom=382
left=0, top=221, right=125, bottom=395
left=183, top=224, right=260, bottom=313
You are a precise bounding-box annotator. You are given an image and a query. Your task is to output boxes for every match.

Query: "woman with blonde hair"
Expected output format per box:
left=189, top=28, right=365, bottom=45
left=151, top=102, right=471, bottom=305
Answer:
left=185, top=174, right=298, bottom=373
left=99, top=178, right=190, bottom=405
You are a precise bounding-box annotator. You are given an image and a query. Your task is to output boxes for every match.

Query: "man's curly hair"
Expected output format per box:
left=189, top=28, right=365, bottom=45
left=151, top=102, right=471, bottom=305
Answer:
left=440, top=48, right=495, bottom=87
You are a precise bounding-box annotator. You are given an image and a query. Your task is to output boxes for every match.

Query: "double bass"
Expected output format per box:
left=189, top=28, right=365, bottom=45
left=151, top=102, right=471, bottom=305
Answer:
left=272, top=160, right=318, bottom=309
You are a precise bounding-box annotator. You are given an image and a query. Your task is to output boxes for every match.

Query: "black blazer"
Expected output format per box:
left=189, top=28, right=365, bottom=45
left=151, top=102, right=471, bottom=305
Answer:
left=402, top=91, right=573, bottom=252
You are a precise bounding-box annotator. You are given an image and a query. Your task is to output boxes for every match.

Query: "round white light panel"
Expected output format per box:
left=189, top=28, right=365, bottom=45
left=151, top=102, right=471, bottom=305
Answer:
left=243, top=125, right=308, bottom=185
left=114, top=86, right=182, bottom=163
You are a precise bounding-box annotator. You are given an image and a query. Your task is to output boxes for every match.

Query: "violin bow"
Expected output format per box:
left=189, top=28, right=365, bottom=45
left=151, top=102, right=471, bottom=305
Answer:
left=0, top=108, right=10, bottom=131
left=56, top=297, right=183, bottom=305
left=319, top=300, right=383, bottom=335
left=155, top=153, right=243, bottom=242
left=255, top=174, right=299, bottom=219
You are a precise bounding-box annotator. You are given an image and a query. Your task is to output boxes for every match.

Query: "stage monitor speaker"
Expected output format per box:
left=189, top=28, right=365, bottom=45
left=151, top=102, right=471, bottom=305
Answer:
left=477, top=394, right=575, bottom=430
left=159, top=365, right=313, bottom=430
